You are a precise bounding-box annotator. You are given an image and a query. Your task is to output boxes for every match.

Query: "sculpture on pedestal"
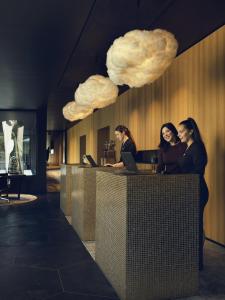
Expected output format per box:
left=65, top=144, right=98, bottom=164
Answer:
left=2, top=120, right=24, bottom=174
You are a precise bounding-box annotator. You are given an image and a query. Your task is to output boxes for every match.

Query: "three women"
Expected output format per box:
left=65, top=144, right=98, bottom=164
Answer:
left=111, top=119, right=208, bottom=270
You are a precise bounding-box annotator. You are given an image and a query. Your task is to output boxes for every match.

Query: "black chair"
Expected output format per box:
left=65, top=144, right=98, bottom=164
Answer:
left=0, top=173, right=10, bottom=202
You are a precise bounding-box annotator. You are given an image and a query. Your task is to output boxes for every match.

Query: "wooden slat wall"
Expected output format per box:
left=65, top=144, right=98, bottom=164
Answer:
left=67, top=116, right=94, bottom=163
left=67, top=25, right=225, bottom=244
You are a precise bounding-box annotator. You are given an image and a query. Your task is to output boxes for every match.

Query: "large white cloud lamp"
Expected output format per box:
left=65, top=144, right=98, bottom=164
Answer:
left=75, top=75, right=118, bottom=109
left=106, top=29, right=178, bottom=88
left=62, top=101, right=93, bottom=122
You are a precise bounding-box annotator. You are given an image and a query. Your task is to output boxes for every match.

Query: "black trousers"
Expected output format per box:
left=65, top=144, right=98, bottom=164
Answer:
left=199, top=200, right=207, bottom=270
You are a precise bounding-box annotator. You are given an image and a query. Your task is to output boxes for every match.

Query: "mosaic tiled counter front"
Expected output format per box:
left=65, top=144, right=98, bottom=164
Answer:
left=95, top=171, right=199, bottom=300
left=60, top=164, right=80, bottom=216
left=71, top=166, right=114, bottom=241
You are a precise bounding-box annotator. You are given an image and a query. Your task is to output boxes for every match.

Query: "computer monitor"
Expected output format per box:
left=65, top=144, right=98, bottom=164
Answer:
left=121, top=152, right=138, bottom=172
left=84, top=155, right=99, bottom=167
left=135, top=150, right=158, bottom=164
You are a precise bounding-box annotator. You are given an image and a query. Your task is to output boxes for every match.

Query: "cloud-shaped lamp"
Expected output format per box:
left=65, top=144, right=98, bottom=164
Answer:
left=75, top=75, right=118, bottom=109
left=106, top=29, right=178, bottom=88
left=62, top=101, right=93, bottom=122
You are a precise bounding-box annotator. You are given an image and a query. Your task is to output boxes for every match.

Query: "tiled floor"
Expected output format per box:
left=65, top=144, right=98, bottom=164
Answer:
left=179, top=239, right=225, bottom=299
left=0, top=193, right=118, bottom=300
left=0, top=193, right=224, bottom=300
left=82, top=240, right=225, bottom=299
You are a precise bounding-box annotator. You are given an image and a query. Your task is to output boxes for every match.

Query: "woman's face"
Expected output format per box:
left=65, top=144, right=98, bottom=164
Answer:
left=162, top=127, right=175, bottom=143
left=178, top=124, right=192, bottom=143
left=115, top=130, right=124, bottom=142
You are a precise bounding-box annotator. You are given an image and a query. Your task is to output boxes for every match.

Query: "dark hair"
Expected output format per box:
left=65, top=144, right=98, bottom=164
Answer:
left=158, top=122, right=180, bottom=151
left=179, top=117, right=207, bottom=162
left=115, top=125, right=136, bottom=145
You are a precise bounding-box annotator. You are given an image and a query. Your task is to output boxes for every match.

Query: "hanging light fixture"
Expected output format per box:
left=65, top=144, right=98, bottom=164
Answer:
left=106, top=29, right=178, bottom=88
left=75, top=75, right=118, bottom=109
left=62, top=101, right=93, bottom=122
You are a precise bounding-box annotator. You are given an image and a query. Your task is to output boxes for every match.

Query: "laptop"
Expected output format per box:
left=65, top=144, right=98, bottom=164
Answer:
left=121, top=152, right=138, bottom=173
left=116, top=152, right=154, bottom=175
left=114, top=152, right=150, bottom=175
left=83, top=155, right=99, bottom=167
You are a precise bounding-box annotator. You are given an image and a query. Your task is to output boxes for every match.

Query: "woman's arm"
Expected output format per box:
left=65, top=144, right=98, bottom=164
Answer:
left=112, top=161, right=124, bottom=168
left=192, top=144, right=207, bottom=175
left=156, top=149, right=165, bottom=173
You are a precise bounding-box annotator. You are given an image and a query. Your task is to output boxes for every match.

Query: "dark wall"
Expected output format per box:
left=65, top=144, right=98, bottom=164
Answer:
left=34, top=106, right=47, bottom=194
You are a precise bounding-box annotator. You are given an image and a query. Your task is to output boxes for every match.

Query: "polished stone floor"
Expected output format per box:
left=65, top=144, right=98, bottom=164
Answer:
left=46, top=167, right=60, bottom=192
left=179, top=240, right=225, bottom=299
left=0, top=193, right=224, bottom=300
left=0, top=193, right=118, bottom=300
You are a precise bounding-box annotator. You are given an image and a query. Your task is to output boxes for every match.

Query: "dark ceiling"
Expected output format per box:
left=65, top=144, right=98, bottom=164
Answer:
left=0, top=0, right=224, bottom=130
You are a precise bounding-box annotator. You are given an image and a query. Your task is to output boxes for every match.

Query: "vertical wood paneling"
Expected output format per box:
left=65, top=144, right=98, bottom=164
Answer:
left=67, top=26, right=225, bottom=244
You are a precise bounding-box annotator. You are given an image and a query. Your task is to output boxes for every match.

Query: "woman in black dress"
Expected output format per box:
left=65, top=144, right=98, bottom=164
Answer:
left=108, top=125, right=137, bottom=168
left=177, top=117, right=209, bottom=270
left=157, top=123, right=186, bottom=174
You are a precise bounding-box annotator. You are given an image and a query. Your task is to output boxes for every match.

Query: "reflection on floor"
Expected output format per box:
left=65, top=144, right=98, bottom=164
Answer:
left=0, top=194, right=38, bottom=206
left=83, top=241, right=96, bottom=260
left=0, top=192, right=224, bottom=300
left=47, top=166, right=60, bottom=192
left=65, top=215, right=72, bottom=225
left=65, top=216, right=96, bottom=260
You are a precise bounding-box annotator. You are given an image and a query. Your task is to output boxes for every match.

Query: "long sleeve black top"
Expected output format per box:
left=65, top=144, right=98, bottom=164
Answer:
left=178, top=142, right=209, bottom=204
left=157, top=142, right=186, bottom=174
left=119, top=138, right=137, bottom=163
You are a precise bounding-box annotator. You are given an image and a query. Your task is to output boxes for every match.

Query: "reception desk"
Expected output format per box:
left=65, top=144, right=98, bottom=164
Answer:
left=95, top=171, right=199, bottom=300
left=60, top=164, right=80, bottom=216
left=71, top=166, right=114, bottom=241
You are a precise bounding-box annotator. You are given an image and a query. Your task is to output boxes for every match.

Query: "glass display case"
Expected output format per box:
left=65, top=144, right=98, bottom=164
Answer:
left=0, top=111, right=37, bottom=175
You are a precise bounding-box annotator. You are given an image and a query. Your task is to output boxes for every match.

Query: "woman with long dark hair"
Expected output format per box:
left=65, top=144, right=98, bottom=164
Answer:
left=157, top=122, right=186, bottom=174
left=106, top=125, right=136, bottom=168
left=177, top=117, right=209, bottom=270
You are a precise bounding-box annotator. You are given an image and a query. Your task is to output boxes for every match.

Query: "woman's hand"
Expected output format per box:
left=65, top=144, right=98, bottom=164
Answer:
left=112, top=162, right=124, bottom=168
left=104, top=163, right=113, bottom=167
left=104, top=162, right=124, bottom=168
